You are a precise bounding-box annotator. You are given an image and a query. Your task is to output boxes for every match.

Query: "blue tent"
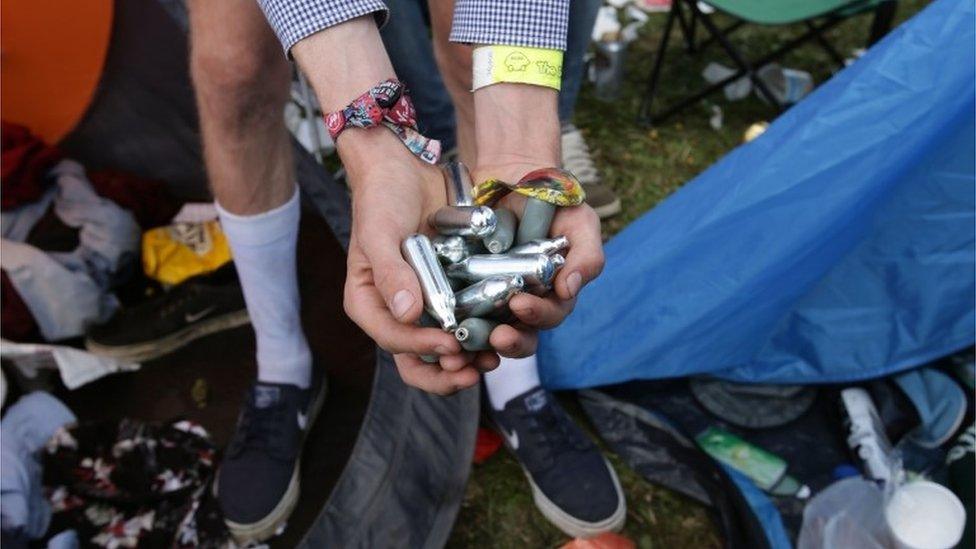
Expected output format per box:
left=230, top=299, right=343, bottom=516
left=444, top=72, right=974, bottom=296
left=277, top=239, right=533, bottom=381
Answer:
left=540, top=0, right=975, bottom=389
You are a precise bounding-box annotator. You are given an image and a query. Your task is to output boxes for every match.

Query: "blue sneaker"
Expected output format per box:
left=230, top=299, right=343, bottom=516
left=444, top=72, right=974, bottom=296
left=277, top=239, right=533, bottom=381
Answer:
left=490, top=387, right=626, bottom=537
left=216, top=372, right=326, bottom=542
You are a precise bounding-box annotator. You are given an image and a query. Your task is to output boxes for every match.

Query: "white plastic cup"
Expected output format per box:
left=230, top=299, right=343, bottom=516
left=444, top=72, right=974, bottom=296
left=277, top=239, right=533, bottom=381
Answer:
left=885, top=481, right=966, bottom=549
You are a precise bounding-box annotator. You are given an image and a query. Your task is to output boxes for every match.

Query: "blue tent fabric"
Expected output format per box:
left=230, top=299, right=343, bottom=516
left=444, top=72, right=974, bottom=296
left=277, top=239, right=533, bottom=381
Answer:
left=722, top=466, right=793, bottom=549
left=539, top=0, right=975, bottom=389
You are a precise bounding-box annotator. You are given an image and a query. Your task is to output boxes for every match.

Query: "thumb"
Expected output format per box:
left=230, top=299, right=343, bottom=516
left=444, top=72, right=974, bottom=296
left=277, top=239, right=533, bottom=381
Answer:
left=361, top=227, right=425, bottom=324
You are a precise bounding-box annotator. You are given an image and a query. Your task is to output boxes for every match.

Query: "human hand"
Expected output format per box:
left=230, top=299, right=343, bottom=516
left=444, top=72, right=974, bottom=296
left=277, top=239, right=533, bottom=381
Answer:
left=341, top=132, right=499, bottom=395
left=471, top=161, right=605, bottom=358
left=469, top=84, right=604, bottom=358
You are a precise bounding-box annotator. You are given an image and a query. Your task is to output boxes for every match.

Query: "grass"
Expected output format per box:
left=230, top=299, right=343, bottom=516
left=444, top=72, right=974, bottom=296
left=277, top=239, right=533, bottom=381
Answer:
left=447, top=1, right=928, bottom=547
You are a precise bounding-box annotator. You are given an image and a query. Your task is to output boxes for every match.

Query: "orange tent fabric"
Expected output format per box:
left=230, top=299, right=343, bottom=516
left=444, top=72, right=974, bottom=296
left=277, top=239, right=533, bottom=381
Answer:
left=1, top=1, right=113, bottom=143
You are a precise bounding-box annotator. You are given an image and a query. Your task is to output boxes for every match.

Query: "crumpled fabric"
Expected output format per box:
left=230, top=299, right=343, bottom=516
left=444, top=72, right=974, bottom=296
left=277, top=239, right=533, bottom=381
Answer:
left=43, top=419, right=228, bottom=548
left=1, top=122, right=62, bottom=211
left=0, top=392, right=76, bottom=542
left=0, top=160, right=140, bottom=341
left=894, top=368, right=967, bottom=448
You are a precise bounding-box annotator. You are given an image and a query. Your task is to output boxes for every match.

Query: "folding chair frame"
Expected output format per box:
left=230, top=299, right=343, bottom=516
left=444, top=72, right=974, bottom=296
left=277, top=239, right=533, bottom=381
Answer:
left=637, top=0, right=882, bottom=126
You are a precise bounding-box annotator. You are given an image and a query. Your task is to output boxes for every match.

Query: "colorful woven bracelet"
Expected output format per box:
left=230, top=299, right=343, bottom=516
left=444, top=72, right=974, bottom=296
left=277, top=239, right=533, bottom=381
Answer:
left=324, top=79, right=441, bottom=164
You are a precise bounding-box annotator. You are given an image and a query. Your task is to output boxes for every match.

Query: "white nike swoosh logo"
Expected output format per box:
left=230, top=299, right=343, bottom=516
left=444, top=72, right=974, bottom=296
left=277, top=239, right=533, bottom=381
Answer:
left=500, top=427, right=519, bottom=450
left=185, top=306, right=216, bottom=323
left=297, top=411, right=309, bottom=430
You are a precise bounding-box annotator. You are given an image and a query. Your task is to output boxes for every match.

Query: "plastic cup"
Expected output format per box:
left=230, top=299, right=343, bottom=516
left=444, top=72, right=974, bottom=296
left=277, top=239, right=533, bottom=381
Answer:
left=885, top=481, right=965, bottom=549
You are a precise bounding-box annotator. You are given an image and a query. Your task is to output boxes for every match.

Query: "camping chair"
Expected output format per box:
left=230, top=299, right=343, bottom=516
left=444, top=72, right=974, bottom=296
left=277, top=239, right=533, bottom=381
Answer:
left=638, top=0, right=896, bottom=125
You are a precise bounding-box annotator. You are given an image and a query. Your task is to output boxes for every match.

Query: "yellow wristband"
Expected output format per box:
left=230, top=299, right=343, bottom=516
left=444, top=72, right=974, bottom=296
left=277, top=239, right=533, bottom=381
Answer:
left=472, top=45, right=563, bottom=91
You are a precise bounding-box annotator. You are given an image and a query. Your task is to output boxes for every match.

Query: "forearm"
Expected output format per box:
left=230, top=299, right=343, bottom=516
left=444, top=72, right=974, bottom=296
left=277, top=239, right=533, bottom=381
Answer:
left=474, top=83, right=560, bottom=175
left=291, top=16, right=420, bottom=190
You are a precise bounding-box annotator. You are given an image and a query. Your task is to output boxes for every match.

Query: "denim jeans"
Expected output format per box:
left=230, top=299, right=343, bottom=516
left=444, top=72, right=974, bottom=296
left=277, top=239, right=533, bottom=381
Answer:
left=379, top=0, right=458, bottom=151
left=380, top=0, right=601, bottom=146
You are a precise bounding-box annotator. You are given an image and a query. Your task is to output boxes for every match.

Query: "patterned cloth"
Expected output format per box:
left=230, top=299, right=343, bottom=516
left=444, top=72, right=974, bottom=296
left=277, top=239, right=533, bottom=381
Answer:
left=43, top=419, right=230, bottom=548
left=258, top=0, right=569, bottom=54
left=324, top=79, right=441, bottom=164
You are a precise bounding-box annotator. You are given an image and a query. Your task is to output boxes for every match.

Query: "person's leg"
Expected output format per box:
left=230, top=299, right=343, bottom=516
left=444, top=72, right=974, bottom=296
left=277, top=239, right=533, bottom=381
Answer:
left=559, top=0, right=603, bottom=123
left=189, top=0, right=311, bottom=388
left=189, top=1, right=322, bottom=542
left=428, top=0, right=476, bottom=166
left=559, top=0, right=622, bottom=218
left=381, top=0, right=458, bottom=152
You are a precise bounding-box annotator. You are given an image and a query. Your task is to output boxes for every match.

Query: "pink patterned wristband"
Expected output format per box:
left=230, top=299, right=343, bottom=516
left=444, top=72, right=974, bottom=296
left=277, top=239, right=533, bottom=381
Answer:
left=324, top=79, right=441, bottom=165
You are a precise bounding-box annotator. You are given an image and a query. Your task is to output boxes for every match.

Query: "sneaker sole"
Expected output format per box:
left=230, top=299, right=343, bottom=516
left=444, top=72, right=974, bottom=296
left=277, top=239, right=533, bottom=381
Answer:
left=589, top=197, right=622, bottom=220
left=523, top=458, right=627, bottom=538
left=84, top=310, right=250, bottom=362
left=219, top=374, right=329, bottom=544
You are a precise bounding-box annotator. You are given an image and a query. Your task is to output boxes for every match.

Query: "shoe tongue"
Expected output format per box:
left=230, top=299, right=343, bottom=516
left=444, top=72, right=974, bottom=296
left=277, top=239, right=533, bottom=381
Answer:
left=522, top=388, right=548, bottom=412
left=253, top=384, right=281, bottom=409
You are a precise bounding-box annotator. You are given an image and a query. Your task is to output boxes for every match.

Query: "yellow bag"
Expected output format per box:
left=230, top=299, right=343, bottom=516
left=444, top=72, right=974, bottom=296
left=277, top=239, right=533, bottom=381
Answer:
left=142, top=221, right=232, bottom=286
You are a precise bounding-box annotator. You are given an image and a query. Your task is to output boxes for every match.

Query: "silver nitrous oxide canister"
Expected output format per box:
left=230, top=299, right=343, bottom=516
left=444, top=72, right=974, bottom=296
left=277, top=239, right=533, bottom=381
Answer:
left=446, top=253, right=563, bottom=288
left=483, top=208, right=517, bottom=254
left=443, top=161, right=475, bottom=206
left=454, top=275, right=524, bottom=320
left=429, top=206, right=497, bottom=238
left=401, top=234, right=457, bottom=331
left=455, top=318, right=500, bottom=351
left=509, top=235, right=570, bottom=256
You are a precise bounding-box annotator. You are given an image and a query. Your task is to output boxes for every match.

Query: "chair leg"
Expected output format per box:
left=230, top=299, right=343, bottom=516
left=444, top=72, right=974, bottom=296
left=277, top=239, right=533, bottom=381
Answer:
left=868, top=0, right=897, bottom=46
left=638, top=5, right=679, bottom=125
left=692, top=5, right=784, bottom=110
left=674, top=1, right=697, bottom=53
left=695, top=20, right=745, bottom=52
left=806, top=20, right=847, bottom=69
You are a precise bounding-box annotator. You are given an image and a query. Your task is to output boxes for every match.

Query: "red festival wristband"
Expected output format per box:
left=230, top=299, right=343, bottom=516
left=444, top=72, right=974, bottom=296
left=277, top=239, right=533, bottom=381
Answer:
left=324, top=79, right=441, bottom=164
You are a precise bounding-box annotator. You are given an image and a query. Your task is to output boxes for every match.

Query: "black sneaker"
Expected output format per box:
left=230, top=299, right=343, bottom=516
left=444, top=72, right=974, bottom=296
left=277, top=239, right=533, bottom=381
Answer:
left=217, top=371, right=326, bottom=542
left=491, top=387, right=626, bottom=537
left=85, top=264, right=249, bottom=362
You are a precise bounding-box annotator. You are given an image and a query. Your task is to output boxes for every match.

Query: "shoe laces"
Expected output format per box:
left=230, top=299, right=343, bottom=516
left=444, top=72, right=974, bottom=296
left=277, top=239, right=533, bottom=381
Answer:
left=561, top=128, right=600, bottom=186
left=229, top=398, right=288, bottom=459
left=156, top=286, right=197, bottom=318
left=520, top=402, right=589, bottom=464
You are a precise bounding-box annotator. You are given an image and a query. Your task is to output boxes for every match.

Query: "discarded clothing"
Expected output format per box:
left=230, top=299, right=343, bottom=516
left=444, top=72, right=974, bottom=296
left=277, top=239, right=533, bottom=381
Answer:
left=1, top=122, right=62, bottom=211
left=87, top=170, right=181, bottom=230
left=1, top=160, right=140, bottom=341
left=0, top=392, right=76, bottom=543
left=43, top=419, right=229, bottom=548
left=894, top=368, right=968, bottom=449
left=142, top=221, right=232, bottom=286
left=0, top=339, right=140, bottom=390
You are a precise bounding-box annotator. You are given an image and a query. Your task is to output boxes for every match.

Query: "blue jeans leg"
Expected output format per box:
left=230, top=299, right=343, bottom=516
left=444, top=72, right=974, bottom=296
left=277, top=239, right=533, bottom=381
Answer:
left=380, top=0, right=458, bottom=151
left=560, top=0, right=602, bottom=123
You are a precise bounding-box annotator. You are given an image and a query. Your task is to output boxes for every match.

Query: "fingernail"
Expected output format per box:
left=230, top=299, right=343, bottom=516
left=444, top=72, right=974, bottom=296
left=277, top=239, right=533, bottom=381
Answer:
left=511, top=304, right=534, bottom=321
left=434, top=345, right=452, bottom=355
left=391, top=290, right=415, bottom=320
left=567, top=271, right=582, bottom=298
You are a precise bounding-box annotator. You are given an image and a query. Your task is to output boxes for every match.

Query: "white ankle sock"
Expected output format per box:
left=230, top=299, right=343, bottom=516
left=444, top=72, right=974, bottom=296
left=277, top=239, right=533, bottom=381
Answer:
left=216, top=187, right=311, bottom=388
left=484, top=354, right=542, bottom=410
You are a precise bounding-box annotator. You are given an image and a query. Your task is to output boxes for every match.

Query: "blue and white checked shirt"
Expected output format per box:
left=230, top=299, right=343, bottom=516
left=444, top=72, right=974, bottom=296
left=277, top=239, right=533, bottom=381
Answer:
left=258, top=0, right=569, bottom=54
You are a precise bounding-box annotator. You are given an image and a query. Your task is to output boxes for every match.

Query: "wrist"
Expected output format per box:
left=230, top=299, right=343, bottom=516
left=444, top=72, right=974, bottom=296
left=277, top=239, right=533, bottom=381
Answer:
left=339, top=128, right=419, bottom=189
left=474, top=83, right=560, bottom=176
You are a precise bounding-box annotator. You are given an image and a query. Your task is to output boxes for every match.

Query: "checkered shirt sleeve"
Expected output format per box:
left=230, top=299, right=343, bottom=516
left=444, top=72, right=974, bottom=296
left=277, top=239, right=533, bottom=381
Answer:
left=258, top=0, right=569, bottom=54
left=257, top=0, right=389, bottom=54
left=450, top=0, right=569, bottom=50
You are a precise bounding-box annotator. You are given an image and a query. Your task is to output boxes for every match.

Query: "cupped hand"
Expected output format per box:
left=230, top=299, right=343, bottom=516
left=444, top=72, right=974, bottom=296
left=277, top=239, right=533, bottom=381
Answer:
left=474, top=160, right=605, bottom=356
left=342, top=148, right=500, bottom=395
